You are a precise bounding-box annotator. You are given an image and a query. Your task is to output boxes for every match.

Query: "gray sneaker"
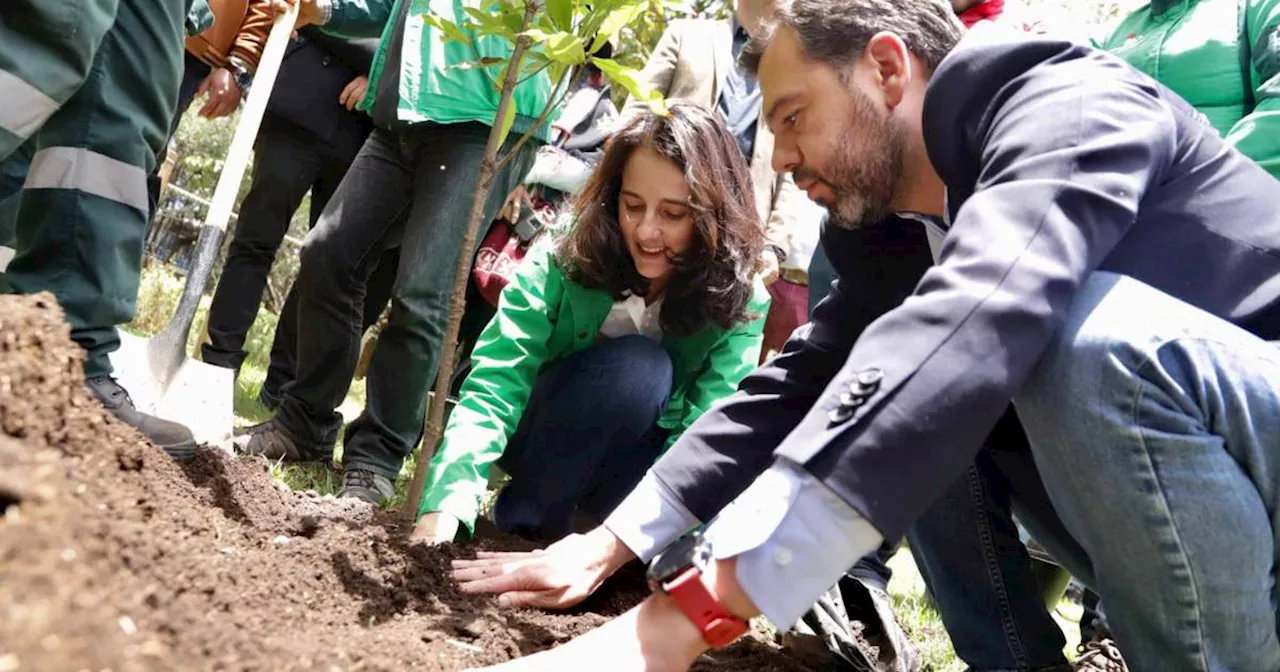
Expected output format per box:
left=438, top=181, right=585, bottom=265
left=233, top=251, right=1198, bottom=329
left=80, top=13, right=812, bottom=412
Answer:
left=339, top=468, right=394, bottom=504
left=231, top=417, right=332, bottom=463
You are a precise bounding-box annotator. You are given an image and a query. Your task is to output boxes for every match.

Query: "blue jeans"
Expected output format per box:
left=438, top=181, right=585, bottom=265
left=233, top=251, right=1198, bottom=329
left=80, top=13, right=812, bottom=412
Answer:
left=494, top=335, right=673, bottom=541
left=908, top=416, right=1077, bottom=672
left=1009, top=272, right=1280, bottom=670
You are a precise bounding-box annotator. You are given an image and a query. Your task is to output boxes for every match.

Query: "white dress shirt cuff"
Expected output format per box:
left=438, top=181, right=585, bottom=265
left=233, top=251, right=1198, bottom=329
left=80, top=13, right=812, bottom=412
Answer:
left=704, top=458, right=883, bottom=629
left=603, top=470, right=702, bottom=563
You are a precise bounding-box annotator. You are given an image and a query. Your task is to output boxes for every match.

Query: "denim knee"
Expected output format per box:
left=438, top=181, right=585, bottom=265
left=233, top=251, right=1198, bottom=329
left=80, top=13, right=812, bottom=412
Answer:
left=590, top=335, right=673, bottom=405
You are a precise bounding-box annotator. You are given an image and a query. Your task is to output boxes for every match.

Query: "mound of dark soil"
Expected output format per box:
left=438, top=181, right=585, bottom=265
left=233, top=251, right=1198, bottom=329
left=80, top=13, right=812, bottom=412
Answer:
left=0, top=294, right=807, bottom=671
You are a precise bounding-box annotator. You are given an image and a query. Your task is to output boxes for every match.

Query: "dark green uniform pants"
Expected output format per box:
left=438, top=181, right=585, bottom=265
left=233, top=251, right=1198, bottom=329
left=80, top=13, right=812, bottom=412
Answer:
left=0, top=0, right=189, bottom=377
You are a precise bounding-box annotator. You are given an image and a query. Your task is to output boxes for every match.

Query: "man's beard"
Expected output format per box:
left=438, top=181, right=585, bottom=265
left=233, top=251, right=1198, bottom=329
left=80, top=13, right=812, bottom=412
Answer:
left=796, top=92, right=906, bottom=231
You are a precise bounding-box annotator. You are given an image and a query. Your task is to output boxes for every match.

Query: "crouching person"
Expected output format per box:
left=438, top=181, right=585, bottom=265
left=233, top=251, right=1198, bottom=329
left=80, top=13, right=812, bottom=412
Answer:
left=411, top=103, right=770, bottom=544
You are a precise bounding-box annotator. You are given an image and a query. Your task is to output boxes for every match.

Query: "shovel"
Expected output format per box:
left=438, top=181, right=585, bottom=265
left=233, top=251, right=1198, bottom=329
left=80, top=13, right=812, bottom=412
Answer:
left=109, top=2, right=299, bottom=451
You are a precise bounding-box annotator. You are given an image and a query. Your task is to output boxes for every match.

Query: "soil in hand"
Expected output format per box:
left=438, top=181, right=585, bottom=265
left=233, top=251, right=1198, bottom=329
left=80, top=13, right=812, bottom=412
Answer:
left=0, top=294, right=807, bottom=671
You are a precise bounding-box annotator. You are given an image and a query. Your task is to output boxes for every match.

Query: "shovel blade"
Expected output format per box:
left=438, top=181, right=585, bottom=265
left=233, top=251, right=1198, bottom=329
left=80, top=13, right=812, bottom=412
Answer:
left=109, top=331, right=235, bottom=452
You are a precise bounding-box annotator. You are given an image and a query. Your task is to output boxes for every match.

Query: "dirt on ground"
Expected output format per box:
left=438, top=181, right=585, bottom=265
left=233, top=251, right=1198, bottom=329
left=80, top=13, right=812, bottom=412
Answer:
left=0, top=294, right=810, bottom=672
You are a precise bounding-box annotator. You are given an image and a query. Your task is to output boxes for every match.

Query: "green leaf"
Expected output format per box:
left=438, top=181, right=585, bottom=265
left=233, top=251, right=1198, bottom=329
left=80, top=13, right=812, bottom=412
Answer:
left=590, top=56, right=651, bottom=101
left=543, top=31, right=585, bottom=65
left=546, top=0, right=573, bottom=30
left=424, top=13, right=471, bottom=45
left=497, top=99, right=518, bottom=146
left=462, top=6, right=514, bottom=38
left=591, top=3, right=645, bottom=53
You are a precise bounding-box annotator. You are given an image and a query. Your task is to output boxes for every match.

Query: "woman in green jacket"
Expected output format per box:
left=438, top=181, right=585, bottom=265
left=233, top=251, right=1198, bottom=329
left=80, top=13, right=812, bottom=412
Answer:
left=413, top=103, right=771, bottom=543
left=1098, top=0, right=1280, bottom=177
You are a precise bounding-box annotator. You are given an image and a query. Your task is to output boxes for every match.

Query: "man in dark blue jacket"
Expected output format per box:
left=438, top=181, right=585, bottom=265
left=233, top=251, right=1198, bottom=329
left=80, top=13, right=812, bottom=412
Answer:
left=453, top=1, right=1280, bottom=670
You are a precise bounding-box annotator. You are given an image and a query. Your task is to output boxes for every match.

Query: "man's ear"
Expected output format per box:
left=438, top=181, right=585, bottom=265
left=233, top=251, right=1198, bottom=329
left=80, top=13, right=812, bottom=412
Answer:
left=865, top=32, right=912, bottom=110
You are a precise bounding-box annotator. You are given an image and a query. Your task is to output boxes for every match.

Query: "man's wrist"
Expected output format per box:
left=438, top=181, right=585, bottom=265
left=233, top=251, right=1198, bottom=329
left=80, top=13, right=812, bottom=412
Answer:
left=641, top=591, right=713, bottom=666
left=704, top=557, right=760, bottom=622
left=588, top=526, right=637, bottom=578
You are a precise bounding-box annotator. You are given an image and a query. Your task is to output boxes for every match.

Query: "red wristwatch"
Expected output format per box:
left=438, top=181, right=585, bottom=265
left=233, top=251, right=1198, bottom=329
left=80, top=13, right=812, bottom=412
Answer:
left=646, top=531, right=750, bottom=648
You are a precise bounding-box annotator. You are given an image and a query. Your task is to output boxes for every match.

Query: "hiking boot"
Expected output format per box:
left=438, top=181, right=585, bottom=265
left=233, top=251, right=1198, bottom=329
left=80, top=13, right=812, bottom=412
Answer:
left=339, top=468, right=394, bottom=505
left=86, top=375, right=197, bottom=461
left=231, top=416, right=332, bottom=463
left=1075, top=638, right=1128, bottom=672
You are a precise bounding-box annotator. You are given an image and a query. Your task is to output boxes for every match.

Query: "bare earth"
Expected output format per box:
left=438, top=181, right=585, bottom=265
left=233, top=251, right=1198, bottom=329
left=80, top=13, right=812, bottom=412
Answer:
left=0, top=293, right=807, bottom=671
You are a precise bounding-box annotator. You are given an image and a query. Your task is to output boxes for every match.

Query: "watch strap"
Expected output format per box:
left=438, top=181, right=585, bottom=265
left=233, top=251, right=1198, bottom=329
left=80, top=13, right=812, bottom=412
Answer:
left=664, top=567, right=750, bottom=648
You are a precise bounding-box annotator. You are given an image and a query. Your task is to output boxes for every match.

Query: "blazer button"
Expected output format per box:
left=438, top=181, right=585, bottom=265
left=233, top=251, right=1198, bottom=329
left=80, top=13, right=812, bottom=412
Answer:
left=828, top=404, right=855, bottom=424
left=838, top=392, right=864, bottom=408
left=856, top=368, right=884, bottom=388
left=577, top=331, right=588, bottom=340
left=322, top=56, right=332, bottom=66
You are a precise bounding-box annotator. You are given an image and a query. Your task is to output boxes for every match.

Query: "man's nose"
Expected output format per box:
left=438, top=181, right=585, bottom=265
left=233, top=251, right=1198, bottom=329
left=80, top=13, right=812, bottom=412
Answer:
left=772, top=136, right=800, bottom=175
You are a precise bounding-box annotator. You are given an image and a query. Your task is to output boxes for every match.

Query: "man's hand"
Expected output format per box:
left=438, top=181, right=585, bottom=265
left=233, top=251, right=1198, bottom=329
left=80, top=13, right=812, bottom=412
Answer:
left=759, top=248, right=781, bottom=286
left=196, top=68, right=242, bottom=119
left=410, top=511, right=461, bottom=545
left=340, top=75, right=369, bottom=110
left=268, top=0, right=323, bottom=28
left=451, top=526, right=634, bottom=610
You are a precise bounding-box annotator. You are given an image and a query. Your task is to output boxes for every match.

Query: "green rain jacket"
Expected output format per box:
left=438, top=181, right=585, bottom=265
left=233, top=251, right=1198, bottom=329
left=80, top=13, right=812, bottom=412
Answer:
left=1098, top=0, right=1280, bottom=177
left=417, top=245, right=771, bottom=532
left=322, top=0, right=554, bottom=140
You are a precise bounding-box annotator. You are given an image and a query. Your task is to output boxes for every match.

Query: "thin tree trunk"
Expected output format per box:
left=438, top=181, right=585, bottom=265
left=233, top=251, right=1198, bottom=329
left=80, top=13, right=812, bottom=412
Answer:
left=405, top=2, right=538, bottom=520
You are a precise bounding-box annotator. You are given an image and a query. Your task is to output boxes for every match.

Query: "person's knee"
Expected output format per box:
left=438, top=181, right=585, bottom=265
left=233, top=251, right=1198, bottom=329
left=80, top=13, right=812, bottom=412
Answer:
left=598, top=335, right=673, bottom=402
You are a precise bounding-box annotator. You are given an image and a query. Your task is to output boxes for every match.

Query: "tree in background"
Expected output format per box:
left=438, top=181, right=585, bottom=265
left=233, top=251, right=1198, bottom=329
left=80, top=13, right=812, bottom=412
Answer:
left=405, top=0, right=663, bottom=517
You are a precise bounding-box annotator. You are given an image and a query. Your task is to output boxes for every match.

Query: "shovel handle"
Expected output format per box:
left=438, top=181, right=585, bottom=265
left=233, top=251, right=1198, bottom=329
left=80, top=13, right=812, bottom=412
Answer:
left=202, top=3, right=298, bottom=234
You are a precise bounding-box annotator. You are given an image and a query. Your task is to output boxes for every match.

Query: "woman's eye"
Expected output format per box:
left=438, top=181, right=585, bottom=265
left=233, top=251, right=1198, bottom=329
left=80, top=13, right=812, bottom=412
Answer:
left=624, top=203, right=644, bottom=213
left=784, top=112, right=798, bottom=127
left=663, top=210, right=689, bottom=220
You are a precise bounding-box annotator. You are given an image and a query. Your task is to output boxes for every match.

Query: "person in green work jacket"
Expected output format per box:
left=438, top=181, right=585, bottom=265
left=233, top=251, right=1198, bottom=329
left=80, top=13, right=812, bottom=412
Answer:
left=0, top=0, right=212, bottom=459
left=236, top=0, right=547, bottom=503
left=410, top=103, right=771, bottom=544
left=1099, top=0, right=1280, bottom=178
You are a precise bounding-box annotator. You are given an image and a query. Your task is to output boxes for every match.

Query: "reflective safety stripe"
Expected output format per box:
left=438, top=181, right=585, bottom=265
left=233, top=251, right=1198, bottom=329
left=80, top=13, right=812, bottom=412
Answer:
left=25, top=146, right=149, bottom=212
left=0, top=69, right=59, bottom=141
left=0, top=245, right=14, bottom=273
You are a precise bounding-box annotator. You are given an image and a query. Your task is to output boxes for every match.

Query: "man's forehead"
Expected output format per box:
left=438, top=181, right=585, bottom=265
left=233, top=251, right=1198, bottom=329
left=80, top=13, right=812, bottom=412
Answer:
left=759, top=26, right=817, bottom=124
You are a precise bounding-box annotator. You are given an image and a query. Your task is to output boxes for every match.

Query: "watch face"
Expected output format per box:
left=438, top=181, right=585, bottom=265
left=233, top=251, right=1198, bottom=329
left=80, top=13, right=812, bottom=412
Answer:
left=646, top=531, right=708, bottom=585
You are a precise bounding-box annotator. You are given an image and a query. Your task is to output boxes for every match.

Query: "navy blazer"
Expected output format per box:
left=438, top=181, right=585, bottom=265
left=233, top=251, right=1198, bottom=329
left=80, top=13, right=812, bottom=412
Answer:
left=649, top=26, right=1280, bottom=542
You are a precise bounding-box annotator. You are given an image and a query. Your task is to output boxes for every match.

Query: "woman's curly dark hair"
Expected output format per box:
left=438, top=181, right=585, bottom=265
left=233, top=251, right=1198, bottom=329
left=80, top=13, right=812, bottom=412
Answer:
left=556, top=101, right=764, bottom=336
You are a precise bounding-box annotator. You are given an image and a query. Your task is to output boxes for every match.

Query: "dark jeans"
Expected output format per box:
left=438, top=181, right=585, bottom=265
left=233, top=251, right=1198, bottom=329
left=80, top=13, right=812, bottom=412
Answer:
left=907, top=412, right=1080, bottom=672
left=494, top=335, right=673, bottom=541
left=277, top=123, right=534, bottom=476
left=261, top=248, right=399, bottom=403
left=199, top=116, right=398, bottom=392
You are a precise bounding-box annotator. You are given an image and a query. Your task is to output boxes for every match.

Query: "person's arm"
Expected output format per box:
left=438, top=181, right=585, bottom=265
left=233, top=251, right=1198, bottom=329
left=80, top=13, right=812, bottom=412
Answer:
left=620, top=22, right=683, bottom=121
left=1224, top=0, right=1280, bottom=177
left=416, top=248, right=563, bottom=535
left=668, top=285, right=769, bottom=448
left=227, top=0, right=275, bottom=72
left=604, top=218, right=933, bottom=562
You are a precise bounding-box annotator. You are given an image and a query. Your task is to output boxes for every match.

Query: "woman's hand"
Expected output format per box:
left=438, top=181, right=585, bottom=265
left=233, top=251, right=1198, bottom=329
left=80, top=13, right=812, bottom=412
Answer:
left=451, top=526, right=635, bottom=610
left=759, top=248, right=781, bottom=286
left=411, top=512, right=462, bottom=545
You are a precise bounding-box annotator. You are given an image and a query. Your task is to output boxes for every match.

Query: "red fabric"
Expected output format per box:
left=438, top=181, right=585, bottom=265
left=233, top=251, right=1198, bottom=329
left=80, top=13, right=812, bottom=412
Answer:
left=958, top=0, right=1004, bottom=27
left=760, top=278, right=810, bottom=365
left=472, top=220, right=527, bottom=307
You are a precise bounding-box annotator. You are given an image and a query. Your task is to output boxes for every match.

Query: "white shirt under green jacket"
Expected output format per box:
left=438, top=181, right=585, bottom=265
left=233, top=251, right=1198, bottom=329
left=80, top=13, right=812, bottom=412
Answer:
left=318, top=0, right=556, bottom=141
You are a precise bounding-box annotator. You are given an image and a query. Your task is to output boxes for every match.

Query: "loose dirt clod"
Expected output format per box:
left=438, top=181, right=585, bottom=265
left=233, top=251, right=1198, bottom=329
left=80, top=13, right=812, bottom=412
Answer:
left=0, top=294, right=806, bottom=671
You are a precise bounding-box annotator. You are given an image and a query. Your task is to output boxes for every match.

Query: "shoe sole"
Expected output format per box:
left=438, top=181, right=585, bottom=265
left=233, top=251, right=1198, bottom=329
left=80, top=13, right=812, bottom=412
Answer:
left=163, top=439, right=199, bottom=462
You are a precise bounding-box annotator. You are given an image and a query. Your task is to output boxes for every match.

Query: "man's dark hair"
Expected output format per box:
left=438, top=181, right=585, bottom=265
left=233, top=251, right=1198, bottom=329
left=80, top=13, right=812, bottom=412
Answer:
left=557, top=102, right=764, bottom=336
left=741, top=0, right=963, bottom=76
